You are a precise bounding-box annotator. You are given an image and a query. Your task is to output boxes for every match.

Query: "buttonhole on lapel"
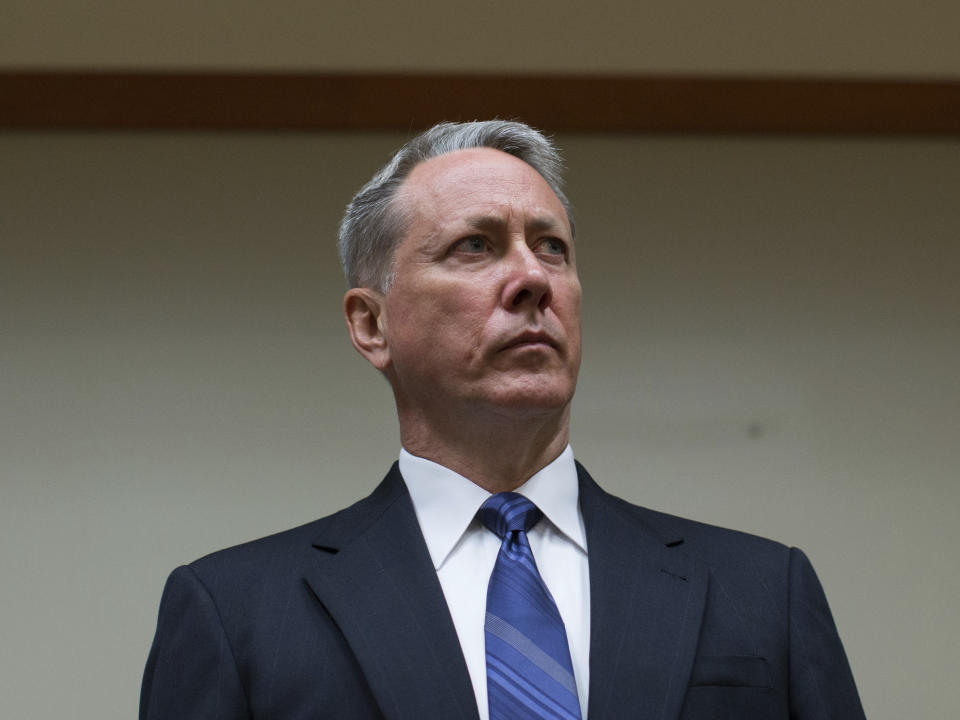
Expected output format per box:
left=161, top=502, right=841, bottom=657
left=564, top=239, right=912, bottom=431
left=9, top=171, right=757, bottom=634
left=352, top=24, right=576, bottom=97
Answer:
left=660, top=568, right=688, bottom=582
left=666, top=539, right=684, bottom=547
left=314, top=544, right=339, bottom=554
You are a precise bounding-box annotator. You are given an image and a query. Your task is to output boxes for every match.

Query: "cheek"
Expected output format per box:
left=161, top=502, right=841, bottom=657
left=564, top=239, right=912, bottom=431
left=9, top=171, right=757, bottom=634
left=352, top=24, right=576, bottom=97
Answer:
left=430, top=297, right=483, bottom=333
left=557, top=282, right=583, bottom=327
left=391, top=294, right=486, bottom=357
left=386, top=274, right=501, bottom=357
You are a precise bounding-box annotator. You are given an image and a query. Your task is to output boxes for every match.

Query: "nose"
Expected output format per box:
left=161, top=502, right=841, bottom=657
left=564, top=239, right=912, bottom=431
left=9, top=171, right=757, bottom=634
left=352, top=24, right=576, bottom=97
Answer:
left=501, top=243, right=552, bottom=312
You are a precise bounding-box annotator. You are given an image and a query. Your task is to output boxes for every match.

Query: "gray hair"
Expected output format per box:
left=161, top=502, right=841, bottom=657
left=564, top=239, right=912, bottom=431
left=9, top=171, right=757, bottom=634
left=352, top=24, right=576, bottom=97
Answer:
left=337, top=120, right=574, bottom=291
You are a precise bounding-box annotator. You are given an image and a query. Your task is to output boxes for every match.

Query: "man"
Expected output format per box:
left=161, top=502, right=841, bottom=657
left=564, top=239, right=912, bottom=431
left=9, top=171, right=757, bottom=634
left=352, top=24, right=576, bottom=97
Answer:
left=141, top=121, right=866, bottom=719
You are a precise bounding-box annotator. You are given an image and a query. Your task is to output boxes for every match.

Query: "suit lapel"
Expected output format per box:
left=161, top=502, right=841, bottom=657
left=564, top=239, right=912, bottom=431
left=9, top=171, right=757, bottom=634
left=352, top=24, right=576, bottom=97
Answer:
left=304, top=465, right=480, bottom=720
left=579, top=464, right=708, bottom=720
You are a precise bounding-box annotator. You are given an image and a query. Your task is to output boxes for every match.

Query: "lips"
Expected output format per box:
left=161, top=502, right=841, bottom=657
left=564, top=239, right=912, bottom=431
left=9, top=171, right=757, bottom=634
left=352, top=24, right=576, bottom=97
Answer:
left=499, top=330, right=558, bottom=352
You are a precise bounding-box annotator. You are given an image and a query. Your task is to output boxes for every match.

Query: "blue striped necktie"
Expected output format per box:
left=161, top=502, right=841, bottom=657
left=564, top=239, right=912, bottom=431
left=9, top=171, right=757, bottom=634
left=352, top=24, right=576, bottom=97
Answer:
left=479, top=492, right=582, bottom=720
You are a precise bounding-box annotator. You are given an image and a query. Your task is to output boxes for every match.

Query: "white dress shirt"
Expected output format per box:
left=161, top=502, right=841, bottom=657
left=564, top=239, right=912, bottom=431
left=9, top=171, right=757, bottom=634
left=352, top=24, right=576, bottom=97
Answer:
left=399, top=445, right=590, bottom=720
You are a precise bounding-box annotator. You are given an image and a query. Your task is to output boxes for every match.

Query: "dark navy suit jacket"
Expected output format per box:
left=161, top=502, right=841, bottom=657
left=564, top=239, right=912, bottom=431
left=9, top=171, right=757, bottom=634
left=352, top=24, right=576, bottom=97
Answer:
left=141, top=463, right=866, bottom=719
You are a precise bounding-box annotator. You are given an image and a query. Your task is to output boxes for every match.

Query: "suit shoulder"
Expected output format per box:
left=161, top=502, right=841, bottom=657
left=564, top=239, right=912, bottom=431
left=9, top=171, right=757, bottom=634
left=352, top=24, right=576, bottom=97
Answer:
left=187, top=515, right=323, bottom=581
left=186, top=464, right=404, bottom=589
left=611, top=497, right=801, bottom=628
left=609, top=495, right=793, bottom=572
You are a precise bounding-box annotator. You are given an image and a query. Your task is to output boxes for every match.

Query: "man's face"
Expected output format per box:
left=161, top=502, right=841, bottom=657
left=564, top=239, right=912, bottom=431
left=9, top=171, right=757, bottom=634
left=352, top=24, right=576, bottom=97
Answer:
left=378, top=147, right=582, bottom=422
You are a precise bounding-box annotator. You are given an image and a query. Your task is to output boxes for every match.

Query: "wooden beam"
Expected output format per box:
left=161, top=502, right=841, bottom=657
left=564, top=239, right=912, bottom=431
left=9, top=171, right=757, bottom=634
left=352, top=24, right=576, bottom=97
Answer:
left=2, top=71, right=959, bottom=134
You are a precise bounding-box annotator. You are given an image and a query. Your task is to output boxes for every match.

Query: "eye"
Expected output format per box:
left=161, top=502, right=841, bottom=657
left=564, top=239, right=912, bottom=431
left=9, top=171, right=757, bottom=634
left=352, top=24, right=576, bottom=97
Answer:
left=451, top=235, right=490, bottom=254
left=536, top=237, right=568, bottom=259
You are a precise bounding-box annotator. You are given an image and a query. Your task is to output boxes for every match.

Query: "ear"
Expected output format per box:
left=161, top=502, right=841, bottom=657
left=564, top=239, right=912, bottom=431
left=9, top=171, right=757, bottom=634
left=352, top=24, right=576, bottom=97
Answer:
left=344, top=287, right=391, bottom=372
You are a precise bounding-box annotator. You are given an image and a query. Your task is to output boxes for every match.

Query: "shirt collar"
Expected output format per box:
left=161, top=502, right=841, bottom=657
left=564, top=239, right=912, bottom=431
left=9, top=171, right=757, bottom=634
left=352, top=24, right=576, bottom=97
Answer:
left=399, top=444, right=586, bottom=571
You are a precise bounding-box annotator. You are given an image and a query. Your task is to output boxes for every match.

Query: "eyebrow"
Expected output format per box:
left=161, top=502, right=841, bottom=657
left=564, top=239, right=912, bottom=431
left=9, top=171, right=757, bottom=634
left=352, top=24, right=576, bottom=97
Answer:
left=464, top=215, right=564, bottom=234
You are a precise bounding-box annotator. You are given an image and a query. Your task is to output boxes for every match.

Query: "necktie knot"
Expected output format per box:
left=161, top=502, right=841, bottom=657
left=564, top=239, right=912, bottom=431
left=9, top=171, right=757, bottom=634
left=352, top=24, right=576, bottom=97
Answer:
left=479, top=492, right=542, bottom=539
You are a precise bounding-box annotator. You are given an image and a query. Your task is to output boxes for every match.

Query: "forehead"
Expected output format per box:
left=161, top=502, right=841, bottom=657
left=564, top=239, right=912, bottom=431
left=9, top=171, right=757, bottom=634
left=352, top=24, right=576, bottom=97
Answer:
left=395, top=148, right=568, bottom=228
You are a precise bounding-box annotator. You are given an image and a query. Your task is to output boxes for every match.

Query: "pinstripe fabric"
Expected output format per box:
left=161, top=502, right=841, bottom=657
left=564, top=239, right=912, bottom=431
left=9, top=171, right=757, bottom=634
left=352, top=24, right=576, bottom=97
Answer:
left=480, top=493, right=582, bottom=720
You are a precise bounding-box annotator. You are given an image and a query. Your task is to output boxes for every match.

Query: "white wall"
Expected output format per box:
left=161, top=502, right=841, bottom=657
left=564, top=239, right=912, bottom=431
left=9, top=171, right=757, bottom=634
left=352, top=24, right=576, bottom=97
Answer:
left=1, top=131, right=958, bottom=718
left=3, top=0, right=960, bottom=77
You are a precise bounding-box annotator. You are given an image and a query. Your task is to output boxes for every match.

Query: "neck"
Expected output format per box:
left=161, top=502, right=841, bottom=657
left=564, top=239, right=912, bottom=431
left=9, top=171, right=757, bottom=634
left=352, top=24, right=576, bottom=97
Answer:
left=396, top=403, right=572, bottom=493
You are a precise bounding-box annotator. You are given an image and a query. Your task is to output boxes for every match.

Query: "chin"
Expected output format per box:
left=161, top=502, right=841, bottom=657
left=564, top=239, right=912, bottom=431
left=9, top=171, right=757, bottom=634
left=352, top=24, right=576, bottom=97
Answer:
left=481, top=380, right=577, bottom=417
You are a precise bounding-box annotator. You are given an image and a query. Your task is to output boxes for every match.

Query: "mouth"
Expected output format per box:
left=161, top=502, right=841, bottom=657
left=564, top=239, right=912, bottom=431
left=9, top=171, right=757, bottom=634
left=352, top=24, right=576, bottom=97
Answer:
left=499, top=331, right=558, bottom=352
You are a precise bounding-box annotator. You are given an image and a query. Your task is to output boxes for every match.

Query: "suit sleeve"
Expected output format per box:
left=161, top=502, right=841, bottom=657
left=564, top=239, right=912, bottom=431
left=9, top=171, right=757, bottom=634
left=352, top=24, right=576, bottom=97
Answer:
left=787, top=547, right=866, bottom=720
left=140, top=565, right=252, bottom=720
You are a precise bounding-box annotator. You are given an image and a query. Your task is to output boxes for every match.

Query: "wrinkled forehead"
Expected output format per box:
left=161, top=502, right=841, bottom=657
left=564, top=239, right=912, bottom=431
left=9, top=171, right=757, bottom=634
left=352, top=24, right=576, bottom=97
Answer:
left=393, top=148, right=570, bottom=230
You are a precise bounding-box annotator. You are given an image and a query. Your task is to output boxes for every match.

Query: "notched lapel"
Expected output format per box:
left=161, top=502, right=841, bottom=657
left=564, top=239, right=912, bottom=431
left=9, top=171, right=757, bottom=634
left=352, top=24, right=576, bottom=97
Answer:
left=579, top=467, right=708, bottom=720
left=304, top=467, right=480, bottom=720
